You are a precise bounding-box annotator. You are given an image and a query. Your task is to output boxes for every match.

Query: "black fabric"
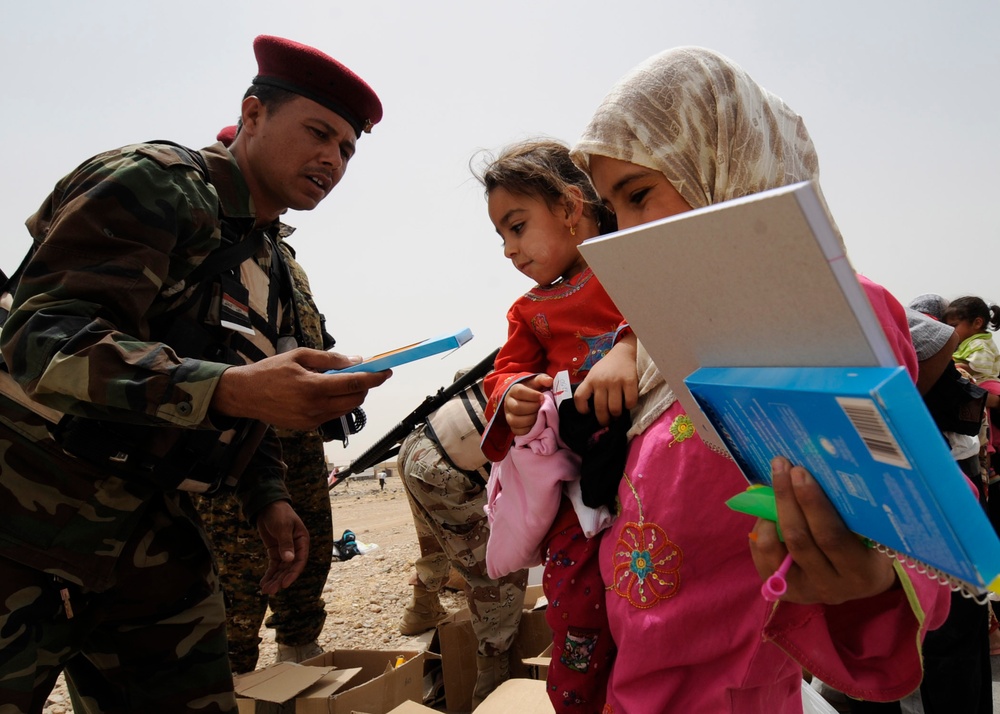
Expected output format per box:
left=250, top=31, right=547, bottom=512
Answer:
left=922, top=361, right=988, bottom=437
left=557, top=388, right=631, bottom=512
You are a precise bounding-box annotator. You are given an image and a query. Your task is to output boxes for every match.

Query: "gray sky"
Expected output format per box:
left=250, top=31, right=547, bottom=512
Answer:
left=2, top=0, right=997, bottom=466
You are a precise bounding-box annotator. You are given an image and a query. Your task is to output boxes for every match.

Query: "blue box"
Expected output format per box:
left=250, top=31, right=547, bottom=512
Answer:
left=686, top=365, right=1000, bottom=591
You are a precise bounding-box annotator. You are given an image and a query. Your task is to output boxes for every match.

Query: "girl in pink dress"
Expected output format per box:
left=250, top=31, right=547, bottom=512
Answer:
left=567, top=47, right=951, bottom=714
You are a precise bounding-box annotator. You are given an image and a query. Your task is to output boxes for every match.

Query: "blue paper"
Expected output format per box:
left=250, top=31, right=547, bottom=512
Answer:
left=327, top=328, right=473, bottom=374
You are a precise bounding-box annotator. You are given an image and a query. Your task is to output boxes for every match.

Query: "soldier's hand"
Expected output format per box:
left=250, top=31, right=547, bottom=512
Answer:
left=257, top=500, right=309, bottom=595
left=211, top=348, right=391, bottom=431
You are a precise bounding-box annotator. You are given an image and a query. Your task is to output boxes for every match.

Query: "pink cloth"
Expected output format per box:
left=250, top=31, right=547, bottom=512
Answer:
left=597, top=278, right=949, bottom=714
left=980, top=380, right=1000, bottom=454
left=484, top=393, right=581, bottom=579
left=599, top=405, right=950, bottom=714
left=858, top=274, right=918, bottom=380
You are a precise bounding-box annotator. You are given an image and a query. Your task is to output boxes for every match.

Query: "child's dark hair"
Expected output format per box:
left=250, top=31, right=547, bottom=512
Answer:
left=944, top=296, right=1000, bottom=332
left=474, top=139, right=617, bottom=235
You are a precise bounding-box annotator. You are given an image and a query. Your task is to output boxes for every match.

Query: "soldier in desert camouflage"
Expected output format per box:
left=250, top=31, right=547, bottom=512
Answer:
left=397, top=371, right=527, bottom=707
left=0, top=35, right=387, bottom=713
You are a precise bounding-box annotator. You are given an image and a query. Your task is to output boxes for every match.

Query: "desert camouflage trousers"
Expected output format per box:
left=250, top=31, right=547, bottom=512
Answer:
left=0, top=492, right=236, bottom=714
left=196, top=431, right=333, bottom=674
left=398, top=426, right=526, bottom=656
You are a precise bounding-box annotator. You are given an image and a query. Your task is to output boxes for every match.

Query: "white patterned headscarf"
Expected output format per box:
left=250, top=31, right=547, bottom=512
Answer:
left=572, top=46, right=821, bottom=209
left=572, top=47, right=829, bottom=436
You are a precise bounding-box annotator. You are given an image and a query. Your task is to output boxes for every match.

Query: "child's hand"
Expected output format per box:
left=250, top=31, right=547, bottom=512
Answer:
left=748, top=457, right=897, bottom=605
left=504, top=374, right=553, bottom=436
left=573, top=336, right=639, bottom=425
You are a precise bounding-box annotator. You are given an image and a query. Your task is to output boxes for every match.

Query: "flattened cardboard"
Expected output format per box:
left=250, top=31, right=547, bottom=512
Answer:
left=386, top=702, right=436, bottom=714
left=521, top=642, right=552, bottom=681
left=475, top=678, right=554, bottom=713
left=385, top=678, right=554, bottom=714
left=234, top=663, right=333, bottom=703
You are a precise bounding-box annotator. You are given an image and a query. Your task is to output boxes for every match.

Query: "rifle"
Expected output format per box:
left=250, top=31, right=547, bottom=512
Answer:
left=329, top=347, right=499, bottom=489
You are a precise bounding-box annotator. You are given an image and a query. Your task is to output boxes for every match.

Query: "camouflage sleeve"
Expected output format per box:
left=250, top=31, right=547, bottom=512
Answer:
left=236, top=427, right=291, bottom=522
left=0, top=145, right=230, bottom=428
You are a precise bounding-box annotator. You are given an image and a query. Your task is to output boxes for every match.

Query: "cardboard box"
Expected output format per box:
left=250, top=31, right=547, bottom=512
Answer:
left=387, top=678, right=554, bottom=714
left=521, top=642, right=552, bottom=681
left=235, top=648, right=428, bottom=714
left=437, top=584, right=552, bottom=713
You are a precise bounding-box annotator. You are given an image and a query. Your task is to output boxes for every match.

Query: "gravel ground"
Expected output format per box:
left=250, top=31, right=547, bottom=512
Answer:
left=42, top=477, right=466, bottom=713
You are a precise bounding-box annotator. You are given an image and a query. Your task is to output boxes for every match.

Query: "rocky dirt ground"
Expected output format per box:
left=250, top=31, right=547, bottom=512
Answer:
left=42, top=476, right=467, bottom=713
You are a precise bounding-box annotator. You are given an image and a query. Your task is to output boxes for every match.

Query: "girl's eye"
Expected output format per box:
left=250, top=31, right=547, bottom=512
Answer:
left=629, top=188, right=651, bottom=205
left=511, top=222, right=524, bottom=235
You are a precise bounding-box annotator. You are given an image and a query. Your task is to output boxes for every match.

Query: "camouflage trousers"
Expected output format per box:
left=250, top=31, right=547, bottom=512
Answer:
left=195, top=431, right=332, bottom=674
left=0, top=492, right=236, bottom=714
left=398, top=426, right=526, bottom=656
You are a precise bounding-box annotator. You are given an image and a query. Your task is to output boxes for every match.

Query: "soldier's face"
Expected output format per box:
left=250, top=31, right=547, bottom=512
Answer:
left=241, top=95, right=357, bottom=220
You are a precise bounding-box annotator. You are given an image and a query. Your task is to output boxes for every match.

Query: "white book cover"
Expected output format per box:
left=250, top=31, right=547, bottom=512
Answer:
left=579, top=181, right=896, bottom=452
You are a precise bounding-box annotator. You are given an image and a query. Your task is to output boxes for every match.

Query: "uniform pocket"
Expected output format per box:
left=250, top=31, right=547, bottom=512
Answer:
left=0, top=395, right=152, bottom=591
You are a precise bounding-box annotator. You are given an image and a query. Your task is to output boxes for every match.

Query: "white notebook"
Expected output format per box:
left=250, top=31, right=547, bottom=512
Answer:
left=579, top=180, right=897, bottom=452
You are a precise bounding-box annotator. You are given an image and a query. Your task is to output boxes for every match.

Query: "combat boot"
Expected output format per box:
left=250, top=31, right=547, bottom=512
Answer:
left=471, top=651, right=511, bottom=708
left=276, top=640, right=324, bottom=663
left=398, top=584, right=448, bottom=636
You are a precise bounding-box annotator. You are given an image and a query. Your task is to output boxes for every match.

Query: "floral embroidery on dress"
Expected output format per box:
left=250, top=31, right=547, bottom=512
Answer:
left=609, top=473, right=682, bottom=609
left=527, top=267, right=594, bottom=302
left=668, top=414, right=695, bottom=445
left=575, top=330, right=618, bottom=375
left=530, top=313, right=553, bottom=339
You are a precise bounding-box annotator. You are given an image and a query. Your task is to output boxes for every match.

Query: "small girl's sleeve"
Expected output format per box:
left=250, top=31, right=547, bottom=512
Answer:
left=481, top=301, right=546, bottom=461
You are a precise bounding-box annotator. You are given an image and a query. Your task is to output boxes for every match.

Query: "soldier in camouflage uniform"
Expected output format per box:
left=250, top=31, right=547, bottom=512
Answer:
left=0, top=35, right=386, bottom=713
left=397, top=375, right=527, bottom=708
left=195, top=130, right=338, bottom=674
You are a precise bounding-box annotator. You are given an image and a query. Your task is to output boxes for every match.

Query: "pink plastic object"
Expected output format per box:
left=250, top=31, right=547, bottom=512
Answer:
left=762, top=553, right=794, bottom=601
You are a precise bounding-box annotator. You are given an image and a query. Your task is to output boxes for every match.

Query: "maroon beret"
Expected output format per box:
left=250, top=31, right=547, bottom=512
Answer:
left=217, top=125, right=237, bottom=147
left=252, top=35, right=382, bottom=137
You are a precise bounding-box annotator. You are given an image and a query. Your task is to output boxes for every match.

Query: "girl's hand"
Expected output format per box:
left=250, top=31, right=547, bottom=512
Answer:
left=749, top=457, right=897, bottom=605
left=573, top=336, right=639, bottom=425
left=504, top=374, right=553, bottom=436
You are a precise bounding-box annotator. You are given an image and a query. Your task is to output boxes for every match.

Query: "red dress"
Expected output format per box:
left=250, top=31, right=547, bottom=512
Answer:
left=482, top=267, right=627, bottom=461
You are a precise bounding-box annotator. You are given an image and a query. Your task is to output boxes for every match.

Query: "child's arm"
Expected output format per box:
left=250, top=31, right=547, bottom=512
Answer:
left=481, top=303, right=549, bottom=460
left=572, top=331, right=639, bottom=425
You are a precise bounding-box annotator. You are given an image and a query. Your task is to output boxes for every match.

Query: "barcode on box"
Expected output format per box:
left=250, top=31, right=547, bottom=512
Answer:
left=836, top=396, right=911, bottom=469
